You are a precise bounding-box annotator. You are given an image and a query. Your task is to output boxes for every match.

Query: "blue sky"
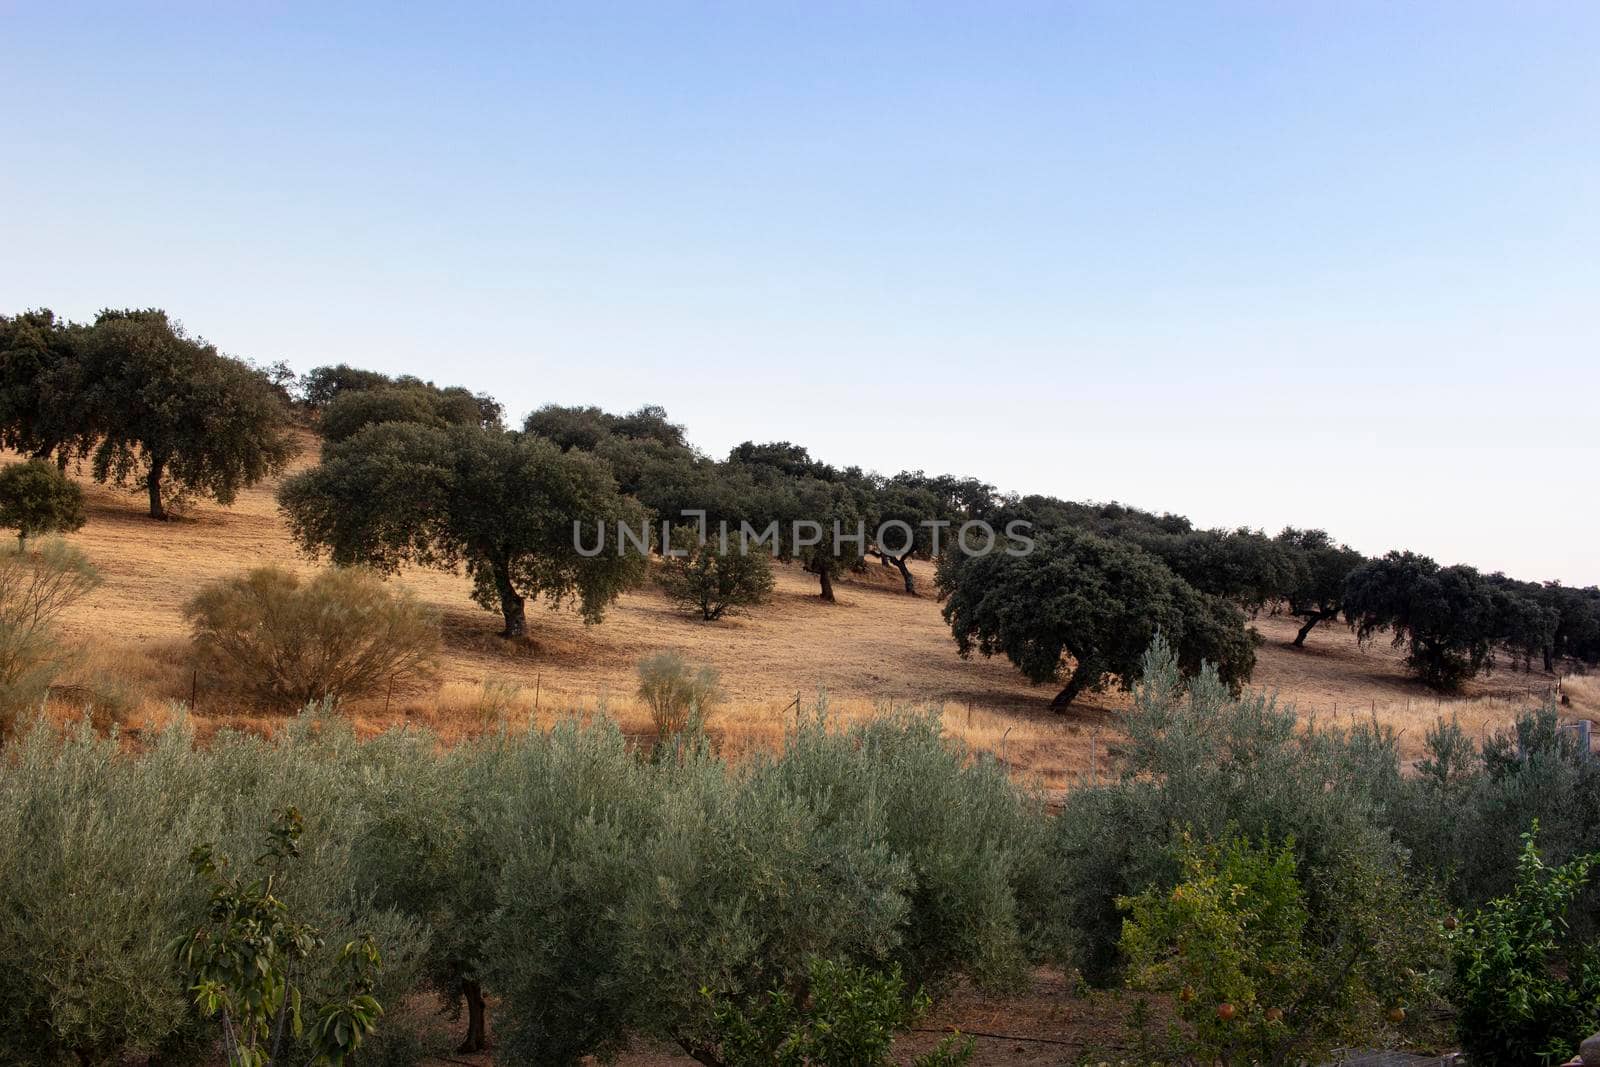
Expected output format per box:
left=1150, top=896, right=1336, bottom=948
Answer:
left=3, top=2, right=1596, bottom=583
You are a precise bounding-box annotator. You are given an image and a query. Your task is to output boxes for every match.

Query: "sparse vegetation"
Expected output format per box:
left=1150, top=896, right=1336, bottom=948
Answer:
left=636, top=650, right=723, bottom=739
left=0, top=540, right=100, bottom=742
left=184, top=565, right=439, bottom=709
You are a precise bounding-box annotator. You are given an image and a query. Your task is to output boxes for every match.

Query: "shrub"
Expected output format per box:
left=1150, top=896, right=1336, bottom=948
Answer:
left=184, top=566, right=439, bottom=708
left=705, top=957, right=973, bottom=1067
left=657, top=526, right=775, bottom=621
left=1451, top=827, right=1600, bottom=1065
left=0, top=460, right=86, bottom=547
left=636, top=651, right=723, bottom=739
left=1043, top=638, right=1418, bottom=985
left=0, top=710, right=434, bottom=1066
left=0, top=539, right=100, bottom=741
left=174, top=807, right=385, bottom=1067
left=1120, top=830, right=1440, bottom=1064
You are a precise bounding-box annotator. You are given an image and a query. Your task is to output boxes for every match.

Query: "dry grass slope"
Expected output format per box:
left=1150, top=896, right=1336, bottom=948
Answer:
left=24, top=433, right=1575, bottom=788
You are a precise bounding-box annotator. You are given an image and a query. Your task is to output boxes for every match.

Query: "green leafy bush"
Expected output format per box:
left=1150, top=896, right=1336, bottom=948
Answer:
left=657, top=526, right=775, bottom=620
left=1451, top=826, right=1600, bottom=1066
left=184, top=565, right=439, bottom=708
left=175, top=807, right=384, bottom=1067
left=0, top=459, right=86, bottom=547
left=1120, top=831, right=1439, bottom=1064
left=705, top=957, right=973, bottom=1067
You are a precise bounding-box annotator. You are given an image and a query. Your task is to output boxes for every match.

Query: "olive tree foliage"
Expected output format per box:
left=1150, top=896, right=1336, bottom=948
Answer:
left=1043, top=638, right=1438, bottom=987
left=1344, top=551, right=1499, bottom=690
left=1276, top=527, right=1366, bottom=647
left=0, top=309, right=94, bottom=466
left=0, top=460, right=86, bottom=547
left=84, top=309, right=297, bottom=519
left=278, top=422, right=647, bottom=637
left=0, top=713, right=430, bottom=1067
left=936, top=527, right=1256, bottom=708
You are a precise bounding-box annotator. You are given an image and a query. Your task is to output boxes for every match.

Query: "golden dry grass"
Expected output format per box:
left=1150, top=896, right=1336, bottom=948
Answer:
left=21, top=432, right=1583, bottom=786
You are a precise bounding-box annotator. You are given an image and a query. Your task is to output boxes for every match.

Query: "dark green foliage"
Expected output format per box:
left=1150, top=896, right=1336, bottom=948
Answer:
left=299, top=364, right=395, bottom=409
left=1345, top=551, right=1499, bottom=690
left=0, top=460, right=86, bottom=546
left=278, top=422, right=648, bottom=637
left=656, top=529, right=775, bottom=620
left=1544, top=583, right=1600, bottom=668
left=319, top=382, right=501, bottom=442
left=1276, top=527, right=1365, bottom=646
left=705, top=958, right=973, bottom=1067
left=0, top=309, right=93, bottom=465
left=524, top=402, right=686, bottom=451
left=84, top=309, right=297, bottom=519
left=319, top=387, right=448, bottom=442
left=175, top=808, right=385, bottom=1067
left=936, top=526, right=1256, bottom=707
left=1451, top=828, right=1600, bottom=1066
left=1489, top=576, right=1561, bottom=671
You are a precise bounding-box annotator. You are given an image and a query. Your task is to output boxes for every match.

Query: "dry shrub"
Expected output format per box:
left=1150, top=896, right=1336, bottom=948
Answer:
left=184, top=566, right=439, bottom=709
left=0, top=540, right=101, bottom=742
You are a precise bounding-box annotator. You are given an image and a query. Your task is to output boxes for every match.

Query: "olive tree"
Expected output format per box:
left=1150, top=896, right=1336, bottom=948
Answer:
left=936, top=527, right=1256, bottom=708
left=84, top=309, right=296, bottom=519
left=278, top=422, right=647, bottom=637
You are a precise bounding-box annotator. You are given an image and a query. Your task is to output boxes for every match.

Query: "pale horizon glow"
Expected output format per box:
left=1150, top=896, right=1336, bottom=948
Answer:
left=2, top=3, right=1595, bottom=584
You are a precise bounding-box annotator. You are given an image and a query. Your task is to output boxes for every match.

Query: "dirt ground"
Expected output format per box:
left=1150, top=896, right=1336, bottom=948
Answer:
left=395, top=968, right=1161, bottom=1067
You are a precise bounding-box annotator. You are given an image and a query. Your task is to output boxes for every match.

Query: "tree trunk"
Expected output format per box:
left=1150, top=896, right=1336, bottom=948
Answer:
left=492, top=560, right=526, bottom=637
left=1292, top=614, right=1322, bottom=647
left=893, top=554, right=916, bottom=595
left=817, top=566, right=835, bottom=602
left=1543, top=646, right=1555, bottom=673
left=458, top=980, right=488, bottom=1053
left=146, top=457, right=168, bottom=520
left=1050, top=669, right=1088, bottom=710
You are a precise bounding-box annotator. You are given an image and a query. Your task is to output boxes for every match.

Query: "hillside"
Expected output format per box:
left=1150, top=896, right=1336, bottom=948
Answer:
left=33, top=431, right=1574, bottom=791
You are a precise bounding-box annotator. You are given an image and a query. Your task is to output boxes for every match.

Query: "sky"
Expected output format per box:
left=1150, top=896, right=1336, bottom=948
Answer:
left=2, top=2, right=1596, bottom=584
